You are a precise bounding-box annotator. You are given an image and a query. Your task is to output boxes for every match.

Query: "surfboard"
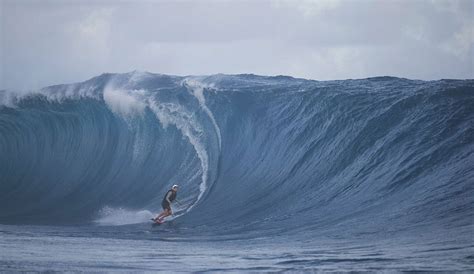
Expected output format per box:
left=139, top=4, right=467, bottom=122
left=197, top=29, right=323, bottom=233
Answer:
left=151, top=218, right=164, bottom=225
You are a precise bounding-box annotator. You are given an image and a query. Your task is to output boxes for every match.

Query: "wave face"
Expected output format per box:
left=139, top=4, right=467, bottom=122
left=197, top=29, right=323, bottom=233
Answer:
left=0, top=72, right=473, bottom=238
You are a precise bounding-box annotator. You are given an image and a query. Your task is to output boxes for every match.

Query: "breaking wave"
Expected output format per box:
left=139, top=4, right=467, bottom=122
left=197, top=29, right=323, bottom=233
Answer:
left=0, top=72, right=473, bottom=238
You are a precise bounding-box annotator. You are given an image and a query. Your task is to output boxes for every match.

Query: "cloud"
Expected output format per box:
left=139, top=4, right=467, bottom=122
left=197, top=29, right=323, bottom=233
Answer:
left=274, top=0, right=342, bottom=17
left=1, top=0, right=472, bottom=90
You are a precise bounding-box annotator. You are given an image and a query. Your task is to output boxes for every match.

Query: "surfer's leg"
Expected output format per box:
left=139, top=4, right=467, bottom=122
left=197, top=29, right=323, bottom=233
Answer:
left=159, top=209, right=171, bottom=220
left=154, top=211, right=166, bottom=220
left=154, top=211, right=165, bottom=221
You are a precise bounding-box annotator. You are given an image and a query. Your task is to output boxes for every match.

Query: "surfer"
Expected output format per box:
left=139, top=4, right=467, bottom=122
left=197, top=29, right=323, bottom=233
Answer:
left=152, top=184, right=179, bottom=223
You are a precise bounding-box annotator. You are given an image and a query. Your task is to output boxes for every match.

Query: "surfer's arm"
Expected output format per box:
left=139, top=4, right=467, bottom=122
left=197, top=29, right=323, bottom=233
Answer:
left=165, top=192, right=172, bottom=204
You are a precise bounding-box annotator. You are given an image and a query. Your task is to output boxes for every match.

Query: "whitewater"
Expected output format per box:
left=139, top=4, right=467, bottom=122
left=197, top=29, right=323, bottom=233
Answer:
left=0, top=71, right=473, bottom=271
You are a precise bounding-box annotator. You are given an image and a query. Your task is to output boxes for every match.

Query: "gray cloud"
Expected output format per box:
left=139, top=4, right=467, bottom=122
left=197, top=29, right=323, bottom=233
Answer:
left=1, top=0, right=473, bottom=90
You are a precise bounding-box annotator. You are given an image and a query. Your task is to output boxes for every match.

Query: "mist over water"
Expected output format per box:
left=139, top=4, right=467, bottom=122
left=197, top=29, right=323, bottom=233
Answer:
left=0, top=72, right=473, bottom=271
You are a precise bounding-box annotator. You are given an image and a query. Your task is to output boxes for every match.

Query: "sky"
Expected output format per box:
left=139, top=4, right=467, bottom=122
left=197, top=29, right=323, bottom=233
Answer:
left=1, top=0, right=473, bottom=90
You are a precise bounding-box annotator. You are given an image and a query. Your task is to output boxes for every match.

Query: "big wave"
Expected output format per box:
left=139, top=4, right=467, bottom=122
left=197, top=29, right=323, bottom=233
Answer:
left=0, top=72, right=473, bottom=237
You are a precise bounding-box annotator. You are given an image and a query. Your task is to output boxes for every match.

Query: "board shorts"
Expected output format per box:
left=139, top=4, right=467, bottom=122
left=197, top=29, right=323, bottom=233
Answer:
left=161, top=201, right=171, bottom=211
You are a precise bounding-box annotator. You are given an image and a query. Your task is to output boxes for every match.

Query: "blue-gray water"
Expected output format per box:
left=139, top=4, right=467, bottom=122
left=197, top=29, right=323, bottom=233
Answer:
left=1, top=72, right=473, bottom=271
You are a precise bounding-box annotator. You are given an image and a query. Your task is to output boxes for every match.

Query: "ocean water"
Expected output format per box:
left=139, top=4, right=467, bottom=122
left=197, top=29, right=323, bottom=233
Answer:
left=1, top=72, right=473, bottom=271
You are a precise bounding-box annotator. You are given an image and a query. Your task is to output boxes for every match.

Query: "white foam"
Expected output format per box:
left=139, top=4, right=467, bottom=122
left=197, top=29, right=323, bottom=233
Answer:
left=0, top=90, right=20, bottom=107
left=128, top=70, right=153, bottom=84
left=0, top=83, right=101, bottom=107
left=182, top=78, right=222, bottom=150
left=95, top=206, right=154, bottom=226
left=103, top=86, right=147, bottom=117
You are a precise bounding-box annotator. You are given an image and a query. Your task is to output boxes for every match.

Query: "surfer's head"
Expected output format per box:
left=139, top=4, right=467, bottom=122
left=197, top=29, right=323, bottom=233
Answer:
left=172, top=184, right=179, bottom=191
